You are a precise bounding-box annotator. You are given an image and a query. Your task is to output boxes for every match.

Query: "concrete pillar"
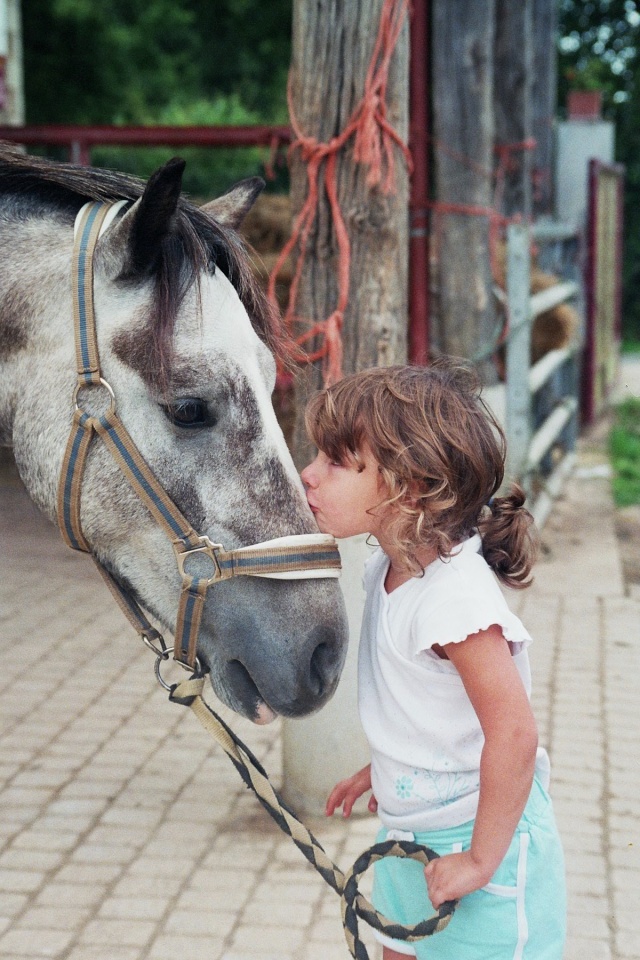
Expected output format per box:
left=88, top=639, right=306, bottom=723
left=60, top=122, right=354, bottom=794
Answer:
left=281, top=535, right=371, bottom=816
left=555, top=121, right=614, bottom=229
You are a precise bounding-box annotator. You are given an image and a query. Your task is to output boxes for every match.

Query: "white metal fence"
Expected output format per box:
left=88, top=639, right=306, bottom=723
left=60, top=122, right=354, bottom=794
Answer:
left=501, top=221, right=581, bottom=527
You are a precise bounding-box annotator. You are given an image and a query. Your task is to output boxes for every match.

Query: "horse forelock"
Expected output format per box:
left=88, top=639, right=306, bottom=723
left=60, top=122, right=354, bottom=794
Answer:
left=0, top=147, right=290, bottom=385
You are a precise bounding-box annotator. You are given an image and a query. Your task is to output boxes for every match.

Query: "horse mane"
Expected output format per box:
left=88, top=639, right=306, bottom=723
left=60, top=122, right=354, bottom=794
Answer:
left=0, top=143, right=290, bottom=382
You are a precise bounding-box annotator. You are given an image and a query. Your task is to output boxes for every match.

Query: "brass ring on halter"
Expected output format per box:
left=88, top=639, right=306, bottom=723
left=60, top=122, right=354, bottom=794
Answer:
left=73, top=377, right=116, bottom=417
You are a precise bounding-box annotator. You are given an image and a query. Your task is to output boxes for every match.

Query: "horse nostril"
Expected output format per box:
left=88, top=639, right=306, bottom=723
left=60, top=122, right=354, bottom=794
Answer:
left=309, top=641, right=331, bottom=697
left=227, top=659, right=263, bottom=706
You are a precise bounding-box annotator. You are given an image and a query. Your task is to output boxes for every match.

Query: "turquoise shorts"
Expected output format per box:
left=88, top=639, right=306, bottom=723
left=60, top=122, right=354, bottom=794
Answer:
left=371, top=778, right=566, bottom=960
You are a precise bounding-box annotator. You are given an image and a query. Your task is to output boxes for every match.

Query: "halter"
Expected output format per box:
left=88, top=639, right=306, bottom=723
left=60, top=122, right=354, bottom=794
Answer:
left=56, top=201, right=341, bottom=671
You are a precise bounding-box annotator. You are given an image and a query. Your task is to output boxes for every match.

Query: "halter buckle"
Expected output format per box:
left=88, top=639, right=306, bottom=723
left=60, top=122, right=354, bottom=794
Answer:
left=174, top=537, right=226, bottom=586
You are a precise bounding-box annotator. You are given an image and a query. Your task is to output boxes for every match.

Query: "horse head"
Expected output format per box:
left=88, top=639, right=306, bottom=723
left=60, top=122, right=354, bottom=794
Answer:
left=0, top=150, right=349, bottom=723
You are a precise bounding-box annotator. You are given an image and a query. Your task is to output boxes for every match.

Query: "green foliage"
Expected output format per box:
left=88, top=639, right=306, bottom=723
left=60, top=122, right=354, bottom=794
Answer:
left=183, top=0, right=292, bottom=119
left=21, top=0, right=292, bottom=197
left=558, top=0, right=638, bottom=116
left=22, top=0, right=291, bottom=125
left=92, top=96, right=267, bottom=198
left=558, top=1, right=640, bottom=343
left=23, top=0, right=201, bottom=124
left=610, top=397, right=640, bottom=506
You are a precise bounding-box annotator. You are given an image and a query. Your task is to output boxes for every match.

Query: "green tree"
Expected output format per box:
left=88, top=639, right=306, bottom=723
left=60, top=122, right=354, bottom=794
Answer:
left=21, top=0, right=292, bottom=195
left=183, top=0, right=292, bottom=118
left=558, top=0, right=640, bottom=342
left=22, top=0, right=292, bottom=125
left=23, top=0, right=201, bottom=124
left=558, top=0, right=638, bottom=116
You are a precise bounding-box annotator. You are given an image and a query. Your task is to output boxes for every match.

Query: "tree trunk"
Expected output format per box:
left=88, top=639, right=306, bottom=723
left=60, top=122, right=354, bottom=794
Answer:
left=283, top=0, right=409, bottom=816
left=431, top=0, right=496, bottom=383
left=288, top=0, right=410, bottom=471
left=531, top=0, right=557, bottom=217
left=494, top=0, right=533, bottom=218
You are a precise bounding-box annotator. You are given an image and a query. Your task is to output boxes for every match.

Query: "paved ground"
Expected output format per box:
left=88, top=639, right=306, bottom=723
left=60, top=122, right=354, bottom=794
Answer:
left=1, top=360, right=639, bottom=960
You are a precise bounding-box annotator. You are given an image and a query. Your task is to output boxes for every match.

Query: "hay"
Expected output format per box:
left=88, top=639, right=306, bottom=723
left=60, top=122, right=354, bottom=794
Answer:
left=240, top=194, right=293, bottom=309
left=494, top=242, right=580, bottom=364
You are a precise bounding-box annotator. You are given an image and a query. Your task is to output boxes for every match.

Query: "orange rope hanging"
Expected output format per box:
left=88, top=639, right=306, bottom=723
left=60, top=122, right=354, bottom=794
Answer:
left=427, top=137, right=537, bottom=359
left=427, top=137, right=537, bottom=285
left=269, top=0, right=412, bottom=387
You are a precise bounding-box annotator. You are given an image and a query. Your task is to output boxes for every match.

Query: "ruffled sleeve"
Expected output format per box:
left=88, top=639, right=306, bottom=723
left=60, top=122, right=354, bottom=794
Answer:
left=410, top=591, right=533, bottom=655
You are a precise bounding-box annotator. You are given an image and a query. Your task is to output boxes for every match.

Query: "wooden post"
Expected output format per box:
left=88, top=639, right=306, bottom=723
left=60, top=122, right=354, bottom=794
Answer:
left=283, top=0, right=410, bottom=815
left=287, top=0, right=410, bottom=471
left=431, top=0, right=496, bottom=385
left=531, top=0, right=558, bottom=217
left=408, top=0, right=430, bottom=363
left=494, top=0, right=533, bottom=218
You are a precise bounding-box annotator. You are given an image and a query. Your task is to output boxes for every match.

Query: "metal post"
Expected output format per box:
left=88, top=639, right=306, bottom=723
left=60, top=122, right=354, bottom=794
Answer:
left=505, top=223, right=532, bottom=485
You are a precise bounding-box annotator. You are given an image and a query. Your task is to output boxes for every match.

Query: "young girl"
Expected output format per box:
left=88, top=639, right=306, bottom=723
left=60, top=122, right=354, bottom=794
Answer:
left=301, top=359, right=566, bottom=960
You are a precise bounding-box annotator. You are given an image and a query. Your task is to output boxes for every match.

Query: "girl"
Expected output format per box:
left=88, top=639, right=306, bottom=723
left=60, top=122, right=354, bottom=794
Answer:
left=301, top=359, right=566, bottom=960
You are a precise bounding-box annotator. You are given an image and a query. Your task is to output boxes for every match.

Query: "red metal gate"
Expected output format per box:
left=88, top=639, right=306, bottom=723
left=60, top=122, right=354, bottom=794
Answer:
left=583, top=159, right=625, bottom=423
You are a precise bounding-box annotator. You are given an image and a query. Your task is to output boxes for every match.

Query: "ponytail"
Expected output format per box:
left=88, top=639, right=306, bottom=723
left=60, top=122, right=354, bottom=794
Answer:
left=478, top=483, right=538, bottom=589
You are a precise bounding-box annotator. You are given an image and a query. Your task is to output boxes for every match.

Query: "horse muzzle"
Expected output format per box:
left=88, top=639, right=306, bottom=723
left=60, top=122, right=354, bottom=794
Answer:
left=199, top=575, right=348, bottom=723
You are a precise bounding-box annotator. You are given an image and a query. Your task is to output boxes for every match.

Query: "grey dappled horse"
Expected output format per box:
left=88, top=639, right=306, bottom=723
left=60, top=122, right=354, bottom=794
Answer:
left=0, top=147, right=348, bottom=723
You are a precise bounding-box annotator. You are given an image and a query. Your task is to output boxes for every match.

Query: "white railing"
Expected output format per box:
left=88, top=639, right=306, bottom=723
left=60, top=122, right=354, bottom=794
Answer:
left=503, top=222, right=581, bottom=526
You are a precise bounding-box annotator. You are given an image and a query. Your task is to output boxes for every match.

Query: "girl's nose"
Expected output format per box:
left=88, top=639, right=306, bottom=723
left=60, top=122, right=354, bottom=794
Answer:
left=301, top=460, right=317, bottom=488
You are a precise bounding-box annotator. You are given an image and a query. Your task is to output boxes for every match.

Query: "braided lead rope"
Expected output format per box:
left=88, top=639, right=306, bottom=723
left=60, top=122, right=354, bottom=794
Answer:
left=170, top=676, right=456, bottom=959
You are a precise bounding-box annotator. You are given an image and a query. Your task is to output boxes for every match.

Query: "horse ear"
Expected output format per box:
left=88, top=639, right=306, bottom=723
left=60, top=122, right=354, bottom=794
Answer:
left=200, top=177, right=264, bottom=229
left=102, top=157, right=186, bottom=278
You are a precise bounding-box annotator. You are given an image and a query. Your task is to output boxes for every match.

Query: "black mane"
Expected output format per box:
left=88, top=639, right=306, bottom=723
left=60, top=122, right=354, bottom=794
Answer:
left=0, top=144, right=286, bottom=379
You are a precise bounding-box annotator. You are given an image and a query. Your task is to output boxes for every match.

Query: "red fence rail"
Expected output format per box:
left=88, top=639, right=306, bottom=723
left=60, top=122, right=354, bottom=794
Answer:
left=0, top=122, right=427, bottom=363
left=0, top=123, right=292, bottom=166
left=582, top=159, right=625, bottom=424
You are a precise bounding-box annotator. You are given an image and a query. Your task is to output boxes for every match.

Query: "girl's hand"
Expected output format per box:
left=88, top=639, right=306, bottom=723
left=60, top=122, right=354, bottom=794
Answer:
left=424, top=851, right=489, bottom=909
left=326, top=764, right=377, bottom=817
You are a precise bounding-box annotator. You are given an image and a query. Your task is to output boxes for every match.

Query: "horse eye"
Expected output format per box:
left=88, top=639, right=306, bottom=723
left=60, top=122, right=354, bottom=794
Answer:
left=162, top=397, right=210, bottom=429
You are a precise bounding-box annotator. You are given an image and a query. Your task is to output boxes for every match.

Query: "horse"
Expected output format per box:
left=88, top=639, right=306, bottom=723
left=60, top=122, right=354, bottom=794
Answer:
left=0, top=146, right=349, bottom=724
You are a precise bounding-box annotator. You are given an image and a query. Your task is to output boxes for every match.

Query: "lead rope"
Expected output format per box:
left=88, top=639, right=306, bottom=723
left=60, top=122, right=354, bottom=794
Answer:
left=169, top=675, right=457, bottom=959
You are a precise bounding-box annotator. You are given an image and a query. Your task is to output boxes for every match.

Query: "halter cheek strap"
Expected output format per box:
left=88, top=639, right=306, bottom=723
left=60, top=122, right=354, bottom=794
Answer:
left=57, top=201, right=341, bottom=671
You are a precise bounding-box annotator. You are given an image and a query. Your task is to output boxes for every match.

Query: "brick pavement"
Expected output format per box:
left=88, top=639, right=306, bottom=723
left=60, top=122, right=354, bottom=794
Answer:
left=1, top=361, right=639, bottom=960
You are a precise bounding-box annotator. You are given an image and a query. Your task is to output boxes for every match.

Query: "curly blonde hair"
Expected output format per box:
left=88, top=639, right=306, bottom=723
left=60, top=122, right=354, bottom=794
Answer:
left=305, top=358, right=538, bottom=588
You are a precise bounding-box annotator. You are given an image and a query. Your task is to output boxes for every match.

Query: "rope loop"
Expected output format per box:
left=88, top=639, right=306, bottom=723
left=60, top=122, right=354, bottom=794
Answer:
left=168, top=677, right=457, bottom=958
left=341, top=840, right=456, bottom=959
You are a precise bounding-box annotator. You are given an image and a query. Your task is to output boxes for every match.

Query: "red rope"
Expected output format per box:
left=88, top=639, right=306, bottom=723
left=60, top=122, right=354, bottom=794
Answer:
left=269, top=0, right=411, bottom=387
left=427, top=137, right=537, bottom=358
left=428, top=137, right=537, bottom=286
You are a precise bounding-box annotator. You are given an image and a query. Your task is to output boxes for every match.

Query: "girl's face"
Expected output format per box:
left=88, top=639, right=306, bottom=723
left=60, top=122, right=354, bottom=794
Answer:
left=301, top=445, right=390, bottom=541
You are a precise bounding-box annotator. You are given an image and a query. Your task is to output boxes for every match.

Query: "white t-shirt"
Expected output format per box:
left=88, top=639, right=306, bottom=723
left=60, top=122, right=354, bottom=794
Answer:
left=358, top=534, right=548, bottom=832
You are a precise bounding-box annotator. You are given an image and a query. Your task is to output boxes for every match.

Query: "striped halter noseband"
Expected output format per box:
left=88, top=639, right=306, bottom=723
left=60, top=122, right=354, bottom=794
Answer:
left=56, top=201, right=341, bottom=671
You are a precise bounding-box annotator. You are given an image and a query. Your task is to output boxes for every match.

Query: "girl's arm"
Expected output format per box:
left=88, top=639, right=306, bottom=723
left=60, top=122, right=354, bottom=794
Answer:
left=424, top=624, right=538, bottom=908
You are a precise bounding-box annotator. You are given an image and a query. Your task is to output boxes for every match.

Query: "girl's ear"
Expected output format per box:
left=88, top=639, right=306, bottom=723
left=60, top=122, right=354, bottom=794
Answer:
left=402, top=479, right=425, bottom=509
left=375, top=463, right=395, bottom=500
